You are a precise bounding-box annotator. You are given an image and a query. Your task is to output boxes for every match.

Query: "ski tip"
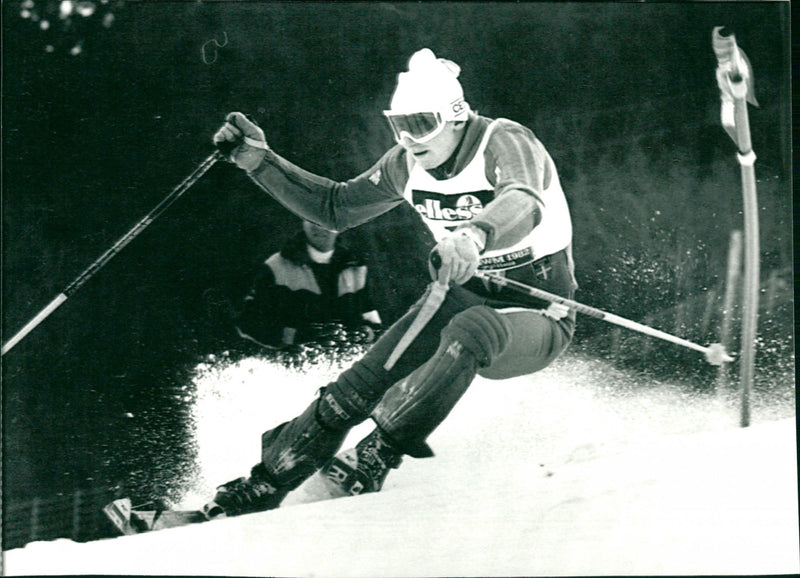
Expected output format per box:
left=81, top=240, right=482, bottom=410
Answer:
left=103, top=498, right=137, bottom=535
left=104, top=497, right=211, bottom=534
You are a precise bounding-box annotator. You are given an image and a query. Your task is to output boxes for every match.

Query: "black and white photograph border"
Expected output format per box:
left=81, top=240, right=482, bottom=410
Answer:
left=2, top=2, right=795, bottom=576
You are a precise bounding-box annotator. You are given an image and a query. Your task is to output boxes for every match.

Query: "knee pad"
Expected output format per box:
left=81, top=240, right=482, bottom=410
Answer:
left=442, top=305, right=511, bottom=367
left=315, top=384, right=376, bottom=430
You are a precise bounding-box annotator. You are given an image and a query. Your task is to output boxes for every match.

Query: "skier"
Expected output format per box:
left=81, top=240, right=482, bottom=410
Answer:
left=206, top=48, right=578, bottom=517
left=235, top=219, right=382, bottom=350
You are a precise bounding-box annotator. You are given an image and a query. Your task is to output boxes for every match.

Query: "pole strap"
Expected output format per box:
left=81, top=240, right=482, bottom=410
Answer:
left=243, top=136, right=269, bottom=150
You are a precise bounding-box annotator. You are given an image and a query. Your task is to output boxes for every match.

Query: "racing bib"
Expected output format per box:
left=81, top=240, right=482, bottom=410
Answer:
left=403, top=120, right=571, bottom=271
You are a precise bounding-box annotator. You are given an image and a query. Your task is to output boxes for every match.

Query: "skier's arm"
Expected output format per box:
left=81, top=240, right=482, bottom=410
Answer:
left=462, top=122, right=550, bottom=252
left=214, top=112, right=407, bottom=232
left=248, top=150, right=407, bottom=232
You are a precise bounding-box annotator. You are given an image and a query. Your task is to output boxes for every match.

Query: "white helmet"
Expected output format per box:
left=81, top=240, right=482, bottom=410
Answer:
left=384, top=49, right=470, bottom=143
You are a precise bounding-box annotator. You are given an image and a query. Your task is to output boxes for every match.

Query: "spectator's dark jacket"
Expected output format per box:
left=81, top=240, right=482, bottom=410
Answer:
left=235, top=232, right=381, bottom=348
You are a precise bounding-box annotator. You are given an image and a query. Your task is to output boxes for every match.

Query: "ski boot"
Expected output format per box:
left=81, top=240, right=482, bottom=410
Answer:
left=204, top=462, right=288, bottom=518
left=321, top=428, right=403, bottom=496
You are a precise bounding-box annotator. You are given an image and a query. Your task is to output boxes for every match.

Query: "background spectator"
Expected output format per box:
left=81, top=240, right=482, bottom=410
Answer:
left=235, top=220, right=382, bottom=349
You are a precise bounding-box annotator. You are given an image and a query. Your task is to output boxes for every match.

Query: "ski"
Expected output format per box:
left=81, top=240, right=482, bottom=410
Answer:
left=103, top=498, right=209, bottom=535
left=103, top=469, right=355, bottom=536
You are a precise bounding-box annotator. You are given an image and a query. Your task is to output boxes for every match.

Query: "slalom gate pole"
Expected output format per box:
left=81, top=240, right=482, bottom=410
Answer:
left=713, top=26, right=760, bottom=427
left=715, top=230, right=742, bottom=392
left=474, top=271, right=733, bottom=366
left=2, top=151, right=223, bottom=356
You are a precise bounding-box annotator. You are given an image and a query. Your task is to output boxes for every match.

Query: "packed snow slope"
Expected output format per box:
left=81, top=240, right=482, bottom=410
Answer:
left=4, top=352, right=798, bottom=576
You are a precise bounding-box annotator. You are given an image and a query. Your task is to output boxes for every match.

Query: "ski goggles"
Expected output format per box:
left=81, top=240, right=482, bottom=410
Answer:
left=383, top=111, right=446, bottom=144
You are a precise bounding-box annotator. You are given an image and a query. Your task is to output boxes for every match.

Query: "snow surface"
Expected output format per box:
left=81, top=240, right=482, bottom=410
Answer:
left=4, top=352, right=798, bottom=576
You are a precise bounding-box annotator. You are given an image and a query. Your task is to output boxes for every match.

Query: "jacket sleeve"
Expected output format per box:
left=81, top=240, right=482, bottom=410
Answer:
left=246, top=146, right=410, bottom=232
left=467, top=120, right=552, bottom=252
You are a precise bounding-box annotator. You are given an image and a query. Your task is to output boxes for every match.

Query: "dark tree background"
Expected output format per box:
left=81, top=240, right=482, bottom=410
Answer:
left=1, top=0, right=791, bottom=516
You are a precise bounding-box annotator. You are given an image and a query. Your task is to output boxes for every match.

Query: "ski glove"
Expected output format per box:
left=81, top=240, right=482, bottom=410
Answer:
left=213, top=112, right=268, bottom=172
left=429, top=227, right=485, bottom=285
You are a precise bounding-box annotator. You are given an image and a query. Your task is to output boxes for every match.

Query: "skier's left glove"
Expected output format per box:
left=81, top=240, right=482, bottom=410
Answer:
left=429, top=226, right=485, bottom=285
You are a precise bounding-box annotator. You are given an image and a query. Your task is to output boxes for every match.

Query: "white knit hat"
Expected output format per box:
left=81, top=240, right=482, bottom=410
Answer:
left=388, top=48, right=470, bottom=120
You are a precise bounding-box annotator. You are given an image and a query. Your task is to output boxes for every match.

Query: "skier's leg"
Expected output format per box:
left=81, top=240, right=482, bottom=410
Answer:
left=317, top=307, right=575, bottom=497
left=376, top=308, right=574, bottom=455
left=207, top=285, right=483, bottom=516
left=206, top=400, right=349, bottom=517
left=372, top=304, right=512, bottom=457
left=315, top=305, right=512, bottom=497
left=477, top=307, right=575, bottom=379
left=315, top=284, right=485, bottom=430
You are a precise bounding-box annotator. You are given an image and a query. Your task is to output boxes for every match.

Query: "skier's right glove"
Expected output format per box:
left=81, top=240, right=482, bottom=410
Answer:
left=429, top=227, right=484, bottom=285
left=213, top=112, right=268, bottom=172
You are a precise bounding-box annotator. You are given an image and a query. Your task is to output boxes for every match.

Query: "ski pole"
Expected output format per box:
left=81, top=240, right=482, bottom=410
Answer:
left=384, top=250, right=453, bottom=371
left=384, top=280, right=448, bottom=371
left=475, top=271, right=733, bottom=366
left=2, top=150, right=223, bottom=356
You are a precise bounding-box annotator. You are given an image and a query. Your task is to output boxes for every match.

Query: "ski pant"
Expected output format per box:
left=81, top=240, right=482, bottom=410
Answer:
left=257, top=282, right=575, bottom=489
